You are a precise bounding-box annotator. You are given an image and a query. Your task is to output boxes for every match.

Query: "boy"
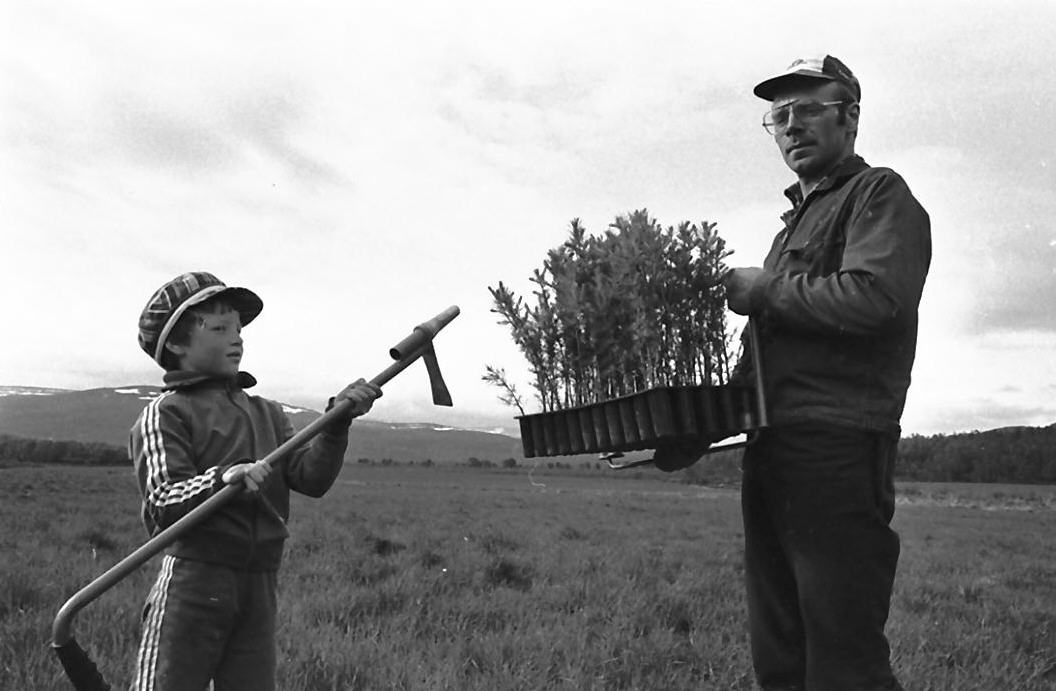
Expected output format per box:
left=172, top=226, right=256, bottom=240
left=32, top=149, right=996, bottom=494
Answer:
left=129, top=271, right=381, bottom=691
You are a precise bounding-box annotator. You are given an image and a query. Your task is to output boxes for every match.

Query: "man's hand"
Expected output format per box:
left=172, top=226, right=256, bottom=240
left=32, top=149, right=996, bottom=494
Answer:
left=724, top=267, right=766, bottom=316
left=653, top=440, right=711, bottom=472
left=334, top=378, right=383, bottom=419
left=222, top=459, right=272, bottom=492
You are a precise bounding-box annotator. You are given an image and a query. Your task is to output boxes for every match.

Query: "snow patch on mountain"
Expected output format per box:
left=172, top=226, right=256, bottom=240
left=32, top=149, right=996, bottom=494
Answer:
left=0, top=386, right=70, bottom=397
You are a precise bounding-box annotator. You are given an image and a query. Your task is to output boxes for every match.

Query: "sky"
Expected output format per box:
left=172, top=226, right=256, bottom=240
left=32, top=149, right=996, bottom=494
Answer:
left=2, top=1, right=1054, bottom=437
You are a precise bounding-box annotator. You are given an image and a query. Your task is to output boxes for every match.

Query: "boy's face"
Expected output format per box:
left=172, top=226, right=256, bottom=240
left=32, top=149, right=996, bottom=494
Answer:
left=168, top=308, right=244, bottom=376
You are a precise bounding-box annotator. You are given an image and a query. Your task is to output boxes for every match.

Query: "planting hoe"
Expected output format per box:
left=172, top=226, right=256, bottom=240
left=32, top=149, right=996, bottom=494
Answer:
left=51, top=305, right=460, bottom=691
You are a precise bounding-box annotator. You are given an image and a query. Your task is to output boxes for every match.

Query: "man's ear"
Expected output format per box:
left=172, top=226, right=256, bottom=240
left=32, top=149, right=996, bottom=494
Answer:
left=846, top=101, right=861, bottom=134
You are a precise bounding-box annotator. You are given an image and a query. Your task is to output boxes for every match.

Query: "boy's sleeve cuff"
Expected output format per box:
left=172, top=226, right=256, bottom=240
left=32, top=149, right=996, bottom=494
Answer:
left=324, top=396, right=355, bottom=434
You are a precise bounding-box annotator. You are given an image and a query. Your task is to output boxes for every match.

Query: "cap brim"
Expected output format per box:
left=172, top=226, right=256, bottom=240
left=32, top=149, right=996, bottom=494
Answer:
left=216, top=287, right=264, bottom=326
left=753, top=71, right=835, bottom=101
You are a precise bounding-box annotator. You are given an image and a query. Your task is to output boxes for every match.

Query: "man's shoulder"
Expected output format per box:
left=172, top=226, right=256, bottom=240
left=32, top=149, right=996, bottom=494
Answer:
left=868, top=162, right=908, bottom=178
left=844, top=163, right=931, bottom=232
left=849, top=161, right=917, bottom=191
left=846, top=163, right=925, bottom=207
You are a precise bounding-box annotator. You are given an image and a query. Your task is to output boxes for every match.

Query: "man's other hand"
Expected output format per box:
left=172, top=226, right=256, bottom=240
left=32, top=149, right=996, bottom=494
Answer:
left=653, top=440, right=711, bottom=472
left=724, top=267, right=766, bottom=315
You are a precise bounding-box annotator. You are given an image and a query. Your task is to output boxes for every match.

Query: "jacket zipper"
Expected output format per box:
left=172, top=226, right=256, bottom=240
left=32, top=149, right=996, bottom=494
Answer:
left=228, top=383, right=259, bottom=570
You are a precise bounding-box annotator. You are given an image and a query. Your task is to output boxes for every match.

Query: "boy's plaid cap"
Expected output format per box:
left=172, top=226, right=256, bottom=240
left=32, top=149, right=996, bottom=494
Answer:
left=138, top=271, right=263, bottom=364
left=753, top=55, right=861, bottom=102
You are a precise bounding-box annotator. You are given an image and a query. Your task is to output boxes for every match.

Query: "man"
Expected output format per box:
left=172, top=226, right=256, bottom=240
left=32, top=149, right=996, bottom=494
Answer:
left=723, top=56, right=931, bottom=690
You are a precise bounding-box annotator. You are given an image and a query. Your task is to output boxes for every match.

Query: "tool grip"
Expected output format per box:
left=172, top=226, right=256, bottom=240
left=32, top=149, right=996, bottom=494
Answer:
left=389, top=305, right=460, bottom=360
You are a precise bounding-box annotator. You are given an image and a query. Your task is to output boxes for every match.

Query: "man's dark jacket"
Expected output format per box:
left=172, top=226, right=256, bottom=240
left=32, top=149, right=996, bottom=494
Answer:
left=737, top=154, right=931, bottom=435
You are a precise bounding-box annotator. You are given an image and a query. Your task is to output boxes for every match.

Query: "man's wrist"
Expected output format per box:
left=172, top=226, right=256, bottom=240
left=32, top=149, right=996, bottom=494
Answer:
left=747, top=270, right=774, bottom=315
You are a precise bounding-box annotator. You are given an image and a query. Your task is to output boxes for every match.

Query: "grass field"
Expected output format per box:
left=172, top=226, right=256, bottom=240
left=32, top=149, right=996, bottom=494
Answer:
left=2, top=463, right=1055, bottom=690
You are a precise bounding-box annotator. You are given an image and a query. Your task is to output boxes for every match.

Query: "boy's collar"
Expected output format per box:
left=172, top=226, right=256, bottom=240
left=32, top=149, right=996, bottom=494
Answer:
left=162, top=370, right=258, bottom=391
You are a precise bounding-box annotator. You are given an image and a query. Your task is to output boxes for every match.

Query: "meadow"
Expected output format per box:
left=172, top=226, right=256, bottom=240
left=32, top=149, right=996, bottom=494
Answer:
left=2, top=463, right=1055, bottom=690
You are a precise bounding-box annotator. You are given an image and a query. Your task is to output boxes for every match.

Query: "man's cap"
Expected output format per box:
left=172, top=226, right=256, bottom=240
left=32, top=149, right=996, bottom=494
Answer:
left=138, top=271, right=263, bottom=364
left=753, top=55, right=861, bottom=102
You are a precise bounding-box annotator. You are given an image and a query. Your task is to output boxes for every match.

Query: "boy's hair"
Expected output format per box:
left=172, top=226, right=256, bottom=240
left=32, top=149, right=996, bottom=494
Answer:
left=159, top=297, right=241, bottom=371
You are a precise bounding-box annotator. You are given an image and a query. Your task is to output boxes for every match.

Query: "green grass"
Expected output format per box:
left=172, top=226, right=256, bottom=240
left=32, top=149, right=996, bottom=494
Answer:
left=2, top=464, right=1055, bottom=689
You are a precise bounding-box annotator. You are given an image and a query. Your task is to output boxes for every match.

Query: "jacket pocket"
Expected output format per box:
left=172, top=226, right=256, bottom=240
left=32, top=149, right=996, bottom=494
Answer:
left=778, top=235, right=843, bottom=277
left=777, top=239, right=817, bottom=274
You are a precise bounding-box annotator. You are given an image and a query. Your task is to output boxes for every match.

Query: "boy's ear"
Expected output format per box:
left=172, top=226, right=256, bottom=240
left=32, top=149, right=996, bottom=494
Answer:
left=164, top=341, right=187, bottom=358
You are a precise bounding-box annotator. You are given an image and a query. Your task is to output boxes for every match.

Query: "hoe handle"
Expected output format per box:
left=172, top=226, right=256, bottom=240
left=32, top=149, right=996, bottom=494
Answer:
left=51, top=306, right=460, bottom=674
left=53, top=404, right=347, bottom=646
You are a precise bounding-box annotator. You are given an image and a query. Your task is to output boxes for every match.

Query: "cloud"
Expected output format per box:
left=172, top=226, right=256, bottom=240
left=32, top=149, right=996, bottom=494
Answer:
left=919, top=399, right=1056, bottom=435
left=904, top=328, right=1056, bottom=434
left=966, top=221, right=1056, bottom=333
left=224, top=90, right=348, bottom=188
left=98, top=86, right=348, bottom=191
left=109, top=105, right=237, bottom=172
left=4, top=1, right=1056, bottom=439
left=877, top=144, right=1056, bottom=337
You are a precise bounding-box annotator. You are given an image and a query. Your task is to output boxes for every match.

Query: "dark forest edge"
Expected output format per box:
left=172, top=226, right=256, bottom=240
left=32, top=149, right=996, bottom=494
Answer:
left=2, top=425, right=1055, bottom=485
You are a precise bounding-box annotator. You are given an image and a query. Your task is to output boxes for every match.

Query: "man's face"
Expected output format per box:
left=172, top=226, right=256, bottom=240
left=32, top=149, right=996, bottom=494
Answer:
left=170, top=308, right=244, bottom=377
left=769, top=81, right=858, bottom=184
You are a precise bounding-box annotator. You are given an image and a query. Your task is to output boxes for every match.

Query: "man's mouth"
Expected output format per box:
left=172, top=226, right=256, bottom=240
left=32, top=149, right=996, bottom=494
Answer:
left=786, top=141, right=814, bottom=154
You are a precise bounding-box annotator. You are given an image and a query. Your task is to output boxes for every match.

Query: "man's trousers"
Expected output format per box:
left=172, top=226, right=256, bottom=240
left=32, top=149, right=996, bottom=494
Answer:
left=741, top=423, right=903, bottom=691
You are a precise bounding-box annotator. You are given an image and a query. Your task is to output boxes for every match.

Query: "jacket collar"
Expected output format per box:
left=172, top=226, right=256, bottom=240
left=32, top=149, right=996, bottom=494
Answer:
left=783, top=154, right=869, bottom=209
left=162, top=370, right=258, bottom=392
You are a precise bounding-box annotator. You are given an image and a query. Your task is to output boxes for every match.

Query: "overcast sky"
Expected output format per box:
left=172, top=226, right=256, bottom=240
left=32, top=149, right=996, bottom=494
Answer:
left=2, top=1, right=1054, bottom=436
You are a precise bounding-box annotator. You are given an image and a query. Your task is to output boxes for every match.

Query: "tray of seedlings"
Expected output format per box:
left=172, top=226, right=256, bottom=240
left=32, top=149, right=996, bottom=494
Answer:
left=485, top=210, right=767, bottom=462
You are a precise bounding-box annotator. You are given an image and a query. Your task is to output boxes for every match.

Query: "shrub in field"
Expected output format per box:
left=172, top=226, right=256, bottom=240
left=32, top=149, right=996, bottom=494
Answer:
left=487, top=210, right=733, bottom=413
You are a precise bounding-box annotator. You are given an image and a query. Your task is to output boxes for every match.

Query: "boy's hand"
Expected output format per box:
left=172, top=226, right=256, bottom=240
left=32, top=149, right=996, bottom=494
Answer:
left=222, top=459, right=272, bottom=492
left=334, top=378, right=383, bottom=419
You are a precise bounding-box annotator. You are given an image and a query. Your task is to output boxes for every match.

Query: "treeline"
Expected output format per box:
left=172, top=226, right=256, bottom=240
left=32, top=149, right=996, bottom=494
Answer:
left=0, top=434, right=127, bottom=466
left=897, top=425, right=1056, bottom=484
left=357, top=456, right=608, bottom=471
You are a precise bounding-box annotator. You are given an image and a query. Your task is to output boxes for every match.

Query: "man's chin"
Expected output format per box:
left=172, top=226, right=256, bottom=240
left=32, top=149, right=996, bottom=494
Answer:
left=785, top=155, right=819, bottom=176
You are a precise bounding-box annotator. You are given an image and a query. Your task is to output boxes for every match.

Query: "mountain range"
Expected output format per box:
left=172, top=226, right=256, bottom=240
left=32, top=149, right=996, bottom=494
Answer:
left=0, top=385, right=524, bottom=464
left=7, top=386, right=1053, bottom=483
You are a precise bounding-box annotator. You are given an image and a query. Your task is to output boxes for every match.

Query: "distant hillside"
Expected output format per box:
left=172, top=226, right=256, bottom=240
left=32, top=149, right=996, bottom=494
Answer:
left=0, top=385, right=523, bottom=464
left=3, top=386, right=1054, bottom=482
left=898, top=424, right=1056, bottom=484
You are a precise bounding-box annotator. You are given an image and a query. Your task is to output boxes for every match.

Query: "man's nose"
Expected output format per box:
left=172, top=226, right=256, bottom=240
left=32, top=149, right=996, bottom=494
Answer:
left=784, top=109, right=805, bottom=132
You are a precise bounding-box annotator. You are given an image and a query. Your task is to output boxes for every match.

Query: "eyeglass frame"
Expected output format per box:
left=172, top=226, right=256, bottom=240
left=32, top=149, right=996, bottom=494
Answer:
left=761, top=99, right=853, bottom=135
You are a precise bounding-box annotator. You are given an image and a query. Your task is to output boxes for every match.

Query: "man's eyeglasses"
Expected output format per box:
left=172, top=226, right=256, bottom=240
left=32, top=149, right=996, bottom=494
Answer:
left=762, top=100, right=849, bottom=135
